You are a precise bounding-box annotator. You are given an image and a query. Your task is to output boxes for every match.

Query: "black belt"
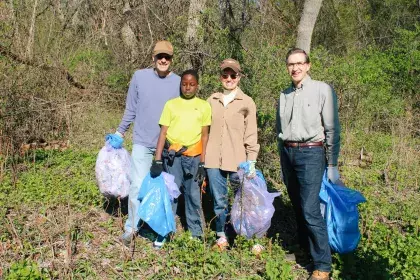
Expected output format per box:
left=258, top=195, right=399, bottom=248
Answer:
left=284, top=141, right=324, bottom=148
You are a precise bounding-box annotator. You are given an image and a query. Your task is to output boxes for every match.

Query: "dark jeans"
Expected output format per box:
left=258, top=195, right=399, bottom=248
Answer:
left=281, top=145, right=331, bottom=272
left=206, top=168, right=240, bottom=237
left=164, top=155, right=203, bottom=237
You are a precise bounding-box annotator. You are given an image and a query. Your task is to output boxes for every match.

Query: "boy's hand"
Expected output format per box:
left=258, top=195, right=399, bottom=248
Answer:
left=195, top=162, right=206, bottom=184
left=150, top=160, right=163, bottom=178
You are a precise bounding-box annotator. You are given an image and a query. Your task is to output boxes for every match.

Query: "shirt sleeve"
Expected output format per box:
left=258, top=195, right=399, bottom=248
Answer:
left=201, top=102, right=212, bottom=126
left=159, top=101, right=172, bottom=126
left=321, top=83, right=341, bottom=165
left=276, top=96, right=283, bottom=150
left=117, top=72, right=138, bottom=134
left=244, top=98, right=260, bottom=161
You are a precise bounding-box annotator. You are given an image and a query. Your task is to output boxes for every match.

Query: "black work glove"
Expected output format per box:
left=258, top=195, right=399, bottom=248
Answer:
left=150, top=160, right=163, bottom=178
left=195, top=162, right=206, bottom=184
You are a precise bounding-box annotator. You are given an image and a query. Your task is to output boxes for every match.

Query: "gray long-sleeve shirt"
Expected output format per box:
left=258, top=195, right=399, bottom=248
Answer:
left=117, top=68, right=180, bottom=148
left=276, top=76, right=340, bottom=165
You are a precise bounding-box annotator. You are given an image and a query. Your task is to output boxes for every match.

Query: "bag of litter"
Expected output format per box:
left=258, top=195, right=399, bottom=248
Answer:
left=231, top=166, right=280, bottom=239
left=319, top=171, right=366, bottom=254
left=137, top=172, right=180, bottom=237
left=95, top=142, right=131, bottom=198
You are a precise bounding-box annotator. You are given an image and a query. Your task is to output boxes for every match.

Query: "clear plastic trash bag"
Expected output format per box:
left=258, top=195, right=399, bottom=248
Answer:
left=231, top=167, right=280, bottom=239
left=95, top=142, right=131, bottom=198
left=137, top=172, right=180, bottom=237
left=319, top=171, right=366, bottom=254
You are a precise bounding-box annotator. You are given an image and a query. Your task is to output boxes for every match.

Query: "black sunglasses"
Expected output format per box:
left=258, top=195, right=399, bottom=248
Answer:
left=156, top=54, right=172, bottom=60
left=221, top=73, right=239, bottom=80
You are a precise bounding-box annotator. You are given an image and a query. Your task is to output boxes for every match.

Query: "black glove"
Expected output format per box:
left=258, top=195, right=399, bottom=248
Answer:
left=195, top=162, right=206, bottom=184
left=150, top=160, right=163, bottom=178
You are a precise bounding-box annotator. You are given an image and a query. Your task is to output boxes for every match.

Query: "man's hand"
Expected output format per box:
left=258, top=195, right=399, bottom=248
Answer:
left=150, top=160, right=163, bottom=178
left=195, top=162, right=206, bottom=184
left=327, top=166, right=340, bottom=183
left=105, top=133, right=124, bottom=149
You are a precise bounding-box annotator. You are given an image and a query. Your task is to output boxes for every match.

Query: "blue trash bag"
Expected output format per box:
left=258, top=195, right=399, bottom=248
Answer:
left=137, top=172, right=180, bottom=237
left=319, top=171, right=366, bottom=254
left=231, top=164, right=280, bottom=239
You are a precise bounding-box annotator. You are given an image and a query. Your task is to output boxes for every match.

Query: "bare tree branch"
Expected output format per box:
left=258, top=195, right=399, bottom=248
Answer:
left=0, top=45, right=85, bottom=89
left=26, top=0, right=38, bottom=60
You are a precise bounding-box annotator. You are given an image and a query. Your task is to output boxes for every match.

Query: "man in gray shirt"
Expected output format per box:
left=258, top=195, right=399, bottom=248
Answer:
left=276, top=48, right=340, bottom=280
left=116, top=41, right=180, bottom=246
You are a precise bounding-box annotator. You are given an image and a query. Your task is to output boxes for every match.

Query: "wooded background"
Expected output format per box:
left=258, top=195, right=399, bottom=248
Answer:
left=0, top=0, right=419, bottom=279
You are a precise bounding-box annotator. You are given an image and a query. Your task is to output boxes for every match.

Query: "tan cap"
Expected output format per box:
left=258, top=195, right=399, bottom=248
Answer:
left=220, top=58, right=241, bottom=73
left=153, top=40, right=174, bottom=56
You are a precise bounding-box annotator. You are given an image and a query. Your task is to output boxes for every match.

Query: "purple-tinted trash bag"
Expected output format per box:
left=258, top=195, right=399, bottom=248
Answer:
left=231, top=168, right=280, bottom=239
left=95, top=142, right=131, bottom=198
left=162, top=172, right=181, bottom=201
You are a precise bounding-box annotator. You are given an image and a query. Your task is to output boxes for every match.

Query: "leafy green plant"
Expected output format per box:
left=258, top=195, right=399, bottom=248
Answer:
left=6, top=260, right=49, bottom=280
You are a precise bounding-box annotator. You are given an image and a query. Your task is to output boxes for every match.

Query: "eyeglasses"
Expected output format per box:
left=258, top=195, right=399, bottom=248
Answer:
left=221, top=73, right=239, bottom=80
left=286, top=62, right=307, bottom=69
left=156, top=54, right=172, bottom=60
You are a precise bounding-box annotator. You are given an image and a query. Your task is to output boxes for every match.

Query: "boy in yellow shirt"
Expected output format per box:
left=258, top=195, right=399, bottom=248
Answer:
left=150, top=69, right=211, bottom=248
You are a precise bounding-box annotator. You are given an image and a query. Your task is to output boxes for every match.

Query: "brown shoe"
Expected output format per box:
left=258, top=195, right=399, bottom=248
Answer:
left=308, top=270, right=329, bottom=280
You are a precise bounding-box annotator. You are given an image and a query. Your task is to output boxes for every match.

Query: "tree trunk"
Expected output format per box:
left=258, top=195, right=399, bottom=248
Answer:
left=218, top=0, right=228, bottom=28
left=121, top=1, right=138, bottom=62
left=26, top=0, right=38, bottom=60
left=296, top=0, right=323, bottom=54
left=185, top=0, right=207, bottom=69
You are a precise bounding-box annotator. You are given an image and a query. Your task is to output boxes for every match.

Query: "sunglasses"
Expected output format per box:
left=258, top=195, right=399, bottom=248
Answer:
left=156, top=54, right=172, bottom=60
left=221, top=73, right=239, bottom=80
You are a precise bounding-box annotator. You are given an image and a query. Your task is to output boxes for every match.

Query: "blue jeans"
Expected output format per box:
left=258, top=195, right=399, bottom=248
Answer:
left=207, top=168, right=240, bottom=237
left=124, top=144, right=154, bottom=234
left=281, top=145, right=331, bottom=272
left=164, top=155, right=203, bottom=237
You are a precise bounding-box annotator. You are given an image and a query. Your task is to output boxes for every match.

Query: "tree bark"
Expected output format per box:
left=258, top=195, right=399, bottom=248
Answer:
left=26, top=0, right=38, bottom=60
left=185, top=0, right=207, bottom=69
left=296, top=0, right=323, bottom=53
left=120, top=1, right=138, bottom=62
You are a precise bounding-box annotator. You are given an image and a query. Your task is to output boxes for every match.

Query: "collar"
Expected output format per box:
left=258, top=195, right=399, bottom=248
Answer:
left=212, top=87, right=245, bottom=100
left=292, top=75, right=312, bottom=90
left=153, top=68, right=172, bottom=79
left=180, top=95, right=197, bottom=101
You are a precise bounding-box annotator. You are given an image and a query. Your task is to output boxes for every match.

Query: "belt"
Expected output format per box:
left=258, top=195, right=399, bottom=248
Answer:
left=284, top=141, right=324, bottom=148
left=164, top=140, right=202, bottom=157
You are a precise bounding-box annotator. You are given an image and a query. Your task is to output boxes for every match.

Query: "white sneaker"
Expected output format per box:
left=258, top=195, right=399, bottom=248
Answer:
left=153, top=236, right=166, bottom=250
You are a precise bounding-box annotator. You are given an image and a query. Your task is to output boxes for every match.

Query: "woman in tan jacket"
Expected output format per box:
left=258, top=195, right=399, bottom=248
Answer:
left=205, top=58, right=260, bottom=250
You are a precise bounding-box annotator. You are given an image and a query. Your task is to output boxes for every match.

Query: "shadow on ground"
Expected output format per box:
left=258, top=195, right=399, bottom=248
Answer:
left=333, top=251, right=393, bottom=280
left=265, top=182, right=394, bottom=280
left=103, top=196, right=128, bottom=216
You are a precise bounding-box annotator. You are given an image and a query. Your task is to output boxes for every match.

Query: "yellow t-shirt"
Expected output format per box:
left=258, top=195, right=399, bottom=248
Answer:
left=159, top=97, right=212, bottom=147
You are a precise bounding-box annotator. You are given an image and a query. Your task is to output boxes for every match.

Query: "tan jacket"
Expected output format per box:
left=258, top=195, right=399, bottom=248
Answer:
left=205, top=87, right=260, bottom=172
